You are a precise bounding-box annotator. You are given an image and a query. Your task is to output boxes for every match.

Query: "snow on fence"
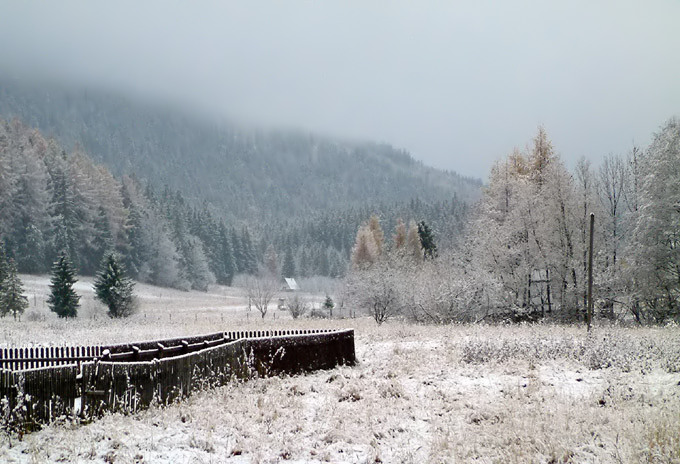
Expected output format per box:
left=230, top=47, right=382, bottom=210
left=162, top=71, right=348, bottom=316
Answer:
left=0, top=329, right=355, bottom=431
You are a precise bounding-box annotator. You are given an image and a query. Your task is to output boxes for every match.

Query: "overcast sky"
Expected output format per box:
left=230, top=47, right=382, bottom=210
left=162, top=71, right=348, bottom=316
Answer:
left=1, top=1, right=679, bottom=178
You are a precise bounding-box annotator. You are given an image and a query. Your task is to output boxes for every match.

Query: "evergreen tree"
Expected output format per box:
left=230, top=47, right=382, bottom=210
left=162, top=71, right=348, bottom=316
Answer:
left=264, top=244, right=279, bottom=277
left=323, top=295, right=335, bottom=317
left=417, top=221, right=437, bottom=259
left=1, top=258, right=28, bottom=320
left=240, top=228, right=258, bottom=274
left=282, top=245, right=295, bottom=277
left=0, top=243, right=9, bottom=315
left=94, top=252, right=136, bottom=318
left=219, top=223, right=236, bottom=285
left=89, top=206, right=114, bottom=272
left=47, top=251, right=80, bottom=318
left=47, top=158, right=83, bottom=269
left=122, top=201, right=145, bottom=277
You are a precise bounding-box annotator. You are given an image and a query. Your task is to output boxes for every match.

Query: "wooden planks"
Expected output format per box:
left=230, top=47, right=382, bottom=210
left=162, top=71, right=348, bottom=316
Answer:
left=0, top=345, right=102, bottom=371
left=1, top=329, right=356, bottom=431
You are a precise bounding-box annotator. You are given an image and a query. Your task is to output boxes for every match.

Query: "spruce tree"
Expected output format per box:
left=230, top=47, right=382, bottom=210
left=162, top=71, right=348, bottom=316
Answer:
left=94, top=252, right=136, bottom=318
left=240, top=228, right=258, bottom=274
left=323, top=295, right=335, bottom=317
left=48, top=251, right=80, bottom=318
left=90, top=206, right=113, bottom=272
left=2, top=258, right=28, bottom=320
left=0, top=243, right=9, bottom=316
left=282, top=246, right=295, bottom=278
left=219, top=223, right=236, bottom=285
left=0, top=242, right=8, bottom=285
left=417, top=221, right=438, bottom=259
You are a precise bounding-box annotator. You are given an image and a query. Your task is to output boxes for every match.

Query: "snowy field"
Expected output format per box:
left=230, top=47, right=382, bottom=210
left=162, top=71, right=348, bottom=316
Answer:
left=1, top=276, right=680, bottom=463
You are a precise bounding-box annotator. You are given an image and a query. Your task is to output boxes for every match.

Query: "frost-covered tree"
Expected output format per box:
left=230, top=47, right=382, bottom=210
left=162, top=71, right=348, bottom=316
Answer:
left=368, top=215, right=384, bottom=256
left=94, top=252, right=136, bottom=318
left=288, top=294, right=309, bottom=319
left=405, top=220, right=423, bottom=262
left=240, top=270, right=279, bottom=319
left=1, top=258, right=28, bottom=320
left=629, top=118, right=680, bottom=322
left=351, top=223, right=380, bottom=269
left=349, top=258, right=401, bottom=324
left=393, top=218, right=407, bottom=250
left=467, top=128, right=587, bottom=320
left=47, top=251, right=80, bottom=318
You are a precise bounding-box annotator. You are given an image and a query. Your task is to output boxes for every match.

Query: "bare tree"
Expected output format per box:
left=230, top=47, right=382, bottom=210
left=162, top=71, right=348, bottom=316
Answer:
left=287, top=294, right=309, bottom=319
left=243, top=271, right=279, bottom=319
left=348, top=258, right=403, bottom=324
left=599, top=154, right=627, bottom=268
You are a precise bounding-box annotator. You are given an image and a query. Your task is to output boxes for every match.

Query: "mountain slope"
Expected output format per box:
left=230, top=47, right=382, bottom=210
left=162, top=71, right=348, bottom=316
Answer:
left=0, top=78, right=481, bottom=223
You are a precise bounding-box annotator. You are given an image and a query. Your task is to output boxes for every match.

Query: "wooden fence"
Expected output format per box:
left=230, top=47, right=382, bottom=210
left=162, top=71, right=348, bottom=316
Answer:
left=0, top=329, right=355, bottom=431
left=0, top=346, right=103, bottom=371
left=0, top=329, right=336, bottom=370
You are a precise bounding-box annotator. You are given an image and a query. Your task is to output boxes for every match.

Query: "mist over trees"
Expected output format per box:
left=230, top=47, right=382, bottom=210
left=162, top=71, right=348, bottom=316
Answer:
left=0, top=80, right=477, bottom=288
left=0, top=117, right=469, bottom=291
left=0, top=79, right=480, bottom=222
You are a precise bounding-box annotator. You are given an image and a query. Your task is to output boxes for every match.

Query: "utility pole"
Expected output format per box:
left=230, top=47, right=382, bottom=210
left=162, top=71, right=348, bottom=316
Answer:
left=587, top=213, right=595, bottom=331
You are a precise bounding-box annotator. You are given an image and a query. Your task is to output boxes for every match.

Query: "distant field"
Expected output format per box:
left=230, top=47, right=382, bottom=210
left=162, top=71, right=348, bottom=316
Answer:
left=1, top=275, right=333, bottom=347
left=1, top=277, right=679, bottom=463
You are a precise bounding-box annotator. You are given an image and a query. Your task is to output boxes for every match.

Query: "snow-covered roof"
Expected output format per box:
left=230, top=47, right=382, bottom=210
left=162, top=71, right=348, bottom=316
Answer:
left=284, top=278, right=299, bottom=291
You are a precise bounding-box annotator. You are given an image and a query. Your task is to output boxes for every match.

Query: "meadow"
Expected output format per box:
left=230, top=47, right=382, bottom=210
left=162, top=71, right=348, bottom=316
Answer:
left=1, top=276, right=679, bottom=463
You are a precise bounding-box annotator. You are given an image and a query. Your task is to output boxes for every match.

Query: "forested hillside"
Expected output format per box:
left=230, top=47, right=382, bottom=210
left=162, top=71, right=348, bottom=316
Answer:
left=0, top=79, right=478, bottom=285
left=0, top=78, right=480, bottom=223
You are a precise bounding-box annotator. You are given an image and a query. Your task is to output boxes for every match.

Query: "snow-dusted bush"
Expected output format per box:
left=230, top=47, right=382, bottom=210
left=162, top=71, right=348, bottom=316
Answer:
left=286, top=295, right=309, bottom=319
left=346, top=258, right=405, bottom=324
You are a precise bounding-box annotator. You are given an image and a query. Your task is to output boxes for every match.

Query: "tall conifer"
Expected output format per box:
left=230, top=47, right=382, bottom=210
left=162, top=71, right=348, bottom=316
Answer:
left=2, top=258, right=28, bottom=319
left=94, top=252, right=135, bottom=318
left=48, top=251, right=80, bottom=318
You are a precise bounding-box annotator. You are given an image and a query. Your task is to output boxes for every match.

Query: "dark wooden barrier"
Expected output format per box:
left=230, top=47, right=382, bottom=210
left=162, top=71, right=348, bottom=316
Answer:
left=0, top=365, right=80, bottom=432
left=0, top=346, right=102, bottom=371
left=0, top=329, right=355, bottom=430
left=0, top=329, right=335, bottom=369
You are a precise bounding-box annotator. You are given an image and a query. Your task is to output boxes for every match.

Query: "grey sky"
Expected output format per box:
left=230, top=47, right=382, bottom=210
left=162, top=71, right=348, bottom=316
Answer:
left=1, top=1, right=679, bottom=178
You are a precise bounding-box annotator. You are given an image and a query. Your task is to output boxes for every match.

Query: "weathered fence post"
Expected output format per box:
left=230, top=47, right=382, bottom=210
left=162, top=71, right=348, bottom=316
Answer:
left=587, top=212, right=595, bottom=332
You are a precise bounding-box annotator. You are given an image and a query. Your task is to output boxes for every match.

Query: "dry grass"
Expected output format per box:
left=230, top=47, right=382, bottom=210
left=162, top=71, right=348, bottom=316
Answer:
left=1, top=276, right=679, bottom=463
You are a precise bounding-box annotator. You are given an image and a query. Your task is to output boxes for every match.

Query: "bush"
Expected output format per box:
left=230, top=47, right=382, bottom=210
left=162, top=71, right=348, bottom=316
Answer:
left=287, top=295, right=309, bottom=319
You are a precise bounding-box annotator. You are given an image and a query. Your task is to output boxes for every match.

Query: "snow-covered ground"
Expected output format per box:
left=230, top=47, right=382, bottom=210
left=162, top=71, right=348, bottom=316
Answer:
left=1, top=277, right=679, bottom=463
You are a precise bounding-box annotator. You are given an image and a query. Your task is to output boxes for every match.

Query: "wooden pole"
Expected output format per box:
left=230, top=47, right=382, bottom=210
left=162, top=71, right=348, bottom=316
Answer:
left=587, top=213, right=595, bottom=331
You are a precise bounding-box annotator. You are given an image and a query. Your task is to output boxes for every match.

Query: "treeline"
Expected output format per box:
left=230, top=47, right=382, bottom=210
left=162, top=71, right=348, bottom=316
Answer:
left=261, top=197, right=468, bottom=279
left=347, top=120, right=680, bottom=325
left=0, top=119, right=470, bottom=288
